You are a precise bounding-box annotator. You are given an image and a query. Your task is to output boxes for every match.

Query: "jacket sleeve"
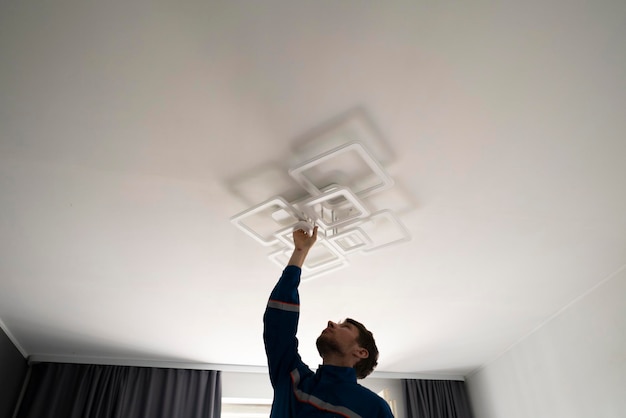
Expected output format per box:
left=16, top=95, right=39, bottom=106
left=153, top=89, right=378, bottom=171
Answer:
left=263, top=265, right=306, bottom=388
left=381, top=401, right=395, bottom=418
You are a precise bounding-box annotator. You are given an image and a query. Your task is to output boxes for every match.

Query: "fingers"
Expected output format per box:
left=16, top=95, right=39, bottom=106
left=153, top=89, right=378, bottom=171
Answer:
left=293, top=225, right=318, bottom=243
left=301, top=226, right=318, bottom=238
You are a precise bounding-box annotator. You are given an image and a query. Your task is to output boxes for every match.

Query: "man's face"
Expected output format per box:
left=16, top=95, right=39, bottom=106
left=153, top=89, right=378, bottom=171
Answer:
left=316, top=320, right=362, bottom=358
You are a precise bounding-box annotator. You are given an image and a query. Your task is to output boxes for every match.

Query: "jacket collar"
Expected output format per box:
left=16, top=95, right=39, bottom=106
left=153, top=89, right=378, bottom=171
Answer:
left=316, top=365, right=357, bottom=383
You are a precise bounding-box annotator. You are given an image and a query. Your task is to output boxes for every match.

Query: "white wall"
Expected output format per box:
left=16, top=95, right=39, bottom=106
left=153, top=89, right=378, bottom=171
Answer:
left=222, top=371, right=274, bottom=401
left=466, top=266, right=626, bottom=418
left=222, top=371, right=406, bottom=418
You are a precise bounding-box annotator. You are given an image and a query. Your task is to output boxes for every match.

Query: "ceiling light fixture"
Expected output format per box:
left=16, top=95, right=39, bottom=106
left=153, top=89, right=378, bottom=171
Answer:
left=231, top=141, right=411, bottom=280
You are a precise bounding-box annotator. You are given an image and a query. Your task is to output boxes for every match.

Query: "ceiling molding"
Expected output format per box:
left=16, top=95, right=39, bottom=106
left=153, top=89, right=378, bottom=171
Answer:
left=0, top=317, right=28, bottom=359
left=27, top=354, right=465, bottom=381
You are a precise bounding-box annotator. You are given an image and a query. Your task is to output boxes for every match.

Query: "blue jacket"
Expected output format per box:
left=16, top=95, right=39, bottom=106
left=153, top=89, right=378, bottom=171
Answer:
left=263, top=266, right=395, bottom=418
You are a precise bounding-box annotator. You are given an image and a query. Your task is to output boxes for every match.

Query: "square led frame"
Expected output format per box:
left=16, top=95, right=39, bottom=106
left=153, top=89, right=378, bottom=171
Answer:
left=299, top=186, right=370, bottom=229
left=302, top=259, right=350, bottom=281
left=268, top=247, right=293, bottom=267
left=327, top=227, right=372, bottom=255
left=357, top=210, right=411, bottom=252
left=304, top=239, right=347, bottom=271
left=230, top=197, right=301, bottom=246
left=288, top=141, right=394, bottom=198
left=268, top=241, right=349, bottom=280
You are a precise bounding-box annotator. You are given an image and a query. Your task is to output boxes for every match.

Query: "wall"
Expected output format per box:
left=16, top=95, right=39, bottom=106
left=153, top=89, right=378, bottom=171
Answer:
left=0, top=325, right=27, bottom=418
left=466, top=267, right=626, bottom=418
left=222, top=370, right=406, bottom=418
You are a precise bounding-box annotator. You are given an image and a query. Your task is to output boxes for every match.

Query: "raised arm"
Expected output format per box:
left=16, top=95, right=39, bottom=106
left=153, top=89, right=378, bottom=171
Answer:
left=263, top=224, right=319, bottom=389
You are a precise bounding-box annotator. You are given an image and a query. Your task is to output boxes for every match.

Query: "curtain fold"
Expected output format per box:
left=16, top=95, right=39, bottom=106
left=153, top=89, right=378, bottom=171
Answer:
left=403, top=379, right=473, bottom=418
left=15, top=363, right=221, bottom=418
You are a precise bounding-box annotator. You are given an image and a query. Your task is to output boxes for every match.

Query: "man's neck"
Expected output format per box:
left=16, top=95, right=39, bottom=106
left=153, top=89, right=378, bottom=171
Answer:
left=322, top=355, right=355, bottom=368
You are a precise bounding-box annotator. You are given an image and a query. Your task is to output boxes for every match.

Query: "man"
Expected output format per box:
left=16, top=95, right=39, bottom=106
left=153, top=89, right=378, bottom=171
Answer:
left=263, top=226, right=394, bottom=418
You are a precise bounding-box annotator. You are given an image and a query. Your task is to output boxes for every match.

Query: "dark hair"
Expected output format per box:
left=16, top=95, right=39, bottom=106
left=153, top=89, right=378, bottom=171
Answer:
left=345, top=318, right=379, bottom=379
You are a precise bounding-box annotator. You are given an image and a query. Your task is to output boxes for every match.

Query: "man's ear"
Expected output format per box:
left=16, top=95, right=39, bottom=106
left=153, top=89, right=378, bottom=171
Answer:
left=354, top=347, right=369, bottom=359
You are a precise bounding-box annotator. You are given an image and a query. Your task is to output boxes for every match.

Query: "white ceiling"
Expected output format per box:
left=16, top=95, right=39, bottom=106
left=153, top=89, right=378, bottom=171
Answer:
left=1, top=1, right=625, bottom=377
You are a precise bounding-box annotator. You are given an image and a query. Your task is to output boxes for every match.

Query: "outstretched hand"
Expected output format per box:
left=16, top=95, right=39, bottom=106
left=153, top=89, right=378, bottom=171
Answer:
left=293, top=226, right=318, bottom=251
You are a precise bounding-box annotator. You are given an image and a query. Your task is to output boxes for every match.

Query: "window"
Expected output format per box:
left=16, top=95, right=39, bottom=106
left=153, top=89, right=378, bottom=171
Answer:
left=378, top=389, right=398, bottom=416
left=222, top=398, right=272, bottom=418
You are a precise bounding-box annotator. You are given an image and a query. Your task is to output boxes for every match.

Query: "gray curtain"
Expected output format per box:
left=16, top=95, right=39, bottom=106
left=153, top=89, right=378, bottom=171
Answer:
left=14, top=363, right=221, bottom=418
left=403, top=379, right=473, bottom=418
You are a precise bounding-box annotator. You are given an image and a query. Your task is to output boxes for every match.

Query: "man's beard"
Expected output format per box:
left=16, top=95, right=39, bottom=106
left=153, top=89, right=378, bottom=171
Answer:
left=316, top=334, right=342, bottom=357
